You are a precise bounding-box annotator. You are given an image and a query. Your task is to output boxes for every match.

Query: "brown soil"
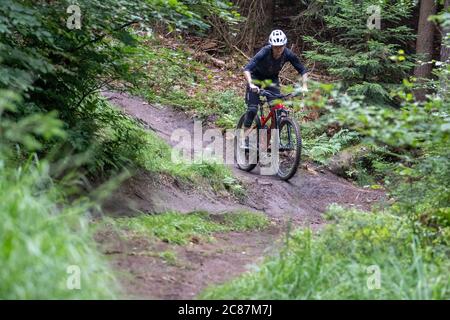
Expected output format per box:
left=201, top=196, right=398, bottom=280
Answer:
left=97, top=90, right=386, bottom=299
left=96, top=223, right=283, bottom=300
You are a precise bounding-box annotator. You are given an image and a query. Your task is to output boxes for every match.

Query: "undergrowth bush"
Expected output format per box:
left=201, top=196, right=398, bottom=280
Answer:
left=132, top=37, right=245, bottom=128
left=201, top=205, right=449, bottom=300
left=0, top=90, right=117, bottom=299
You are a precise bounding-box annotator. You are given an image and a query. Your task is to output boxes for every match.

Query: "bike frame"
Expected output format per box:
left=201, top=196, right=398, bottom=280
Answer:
left=243, top=89, right=296, bottom=152
left=237, top=89, right=301, bottom=180
left=245, top=101, right=288, bottom=136
left=262, top=102, right=292, bottom=150
left=260, top=102, right=286, bottom=129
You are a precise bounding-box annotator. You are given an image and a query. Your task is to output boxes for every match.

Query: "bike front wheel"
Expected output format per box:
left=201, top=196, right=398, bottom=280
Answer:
left=277, top=117, right=301, bottom=181
left=235, top=113, right=260, bottom=172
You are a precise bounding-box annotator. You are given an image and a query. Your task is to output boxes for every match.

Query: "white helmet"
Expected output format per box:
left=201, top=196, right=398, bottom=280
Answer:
left=268, top=29, right=287, bottom=46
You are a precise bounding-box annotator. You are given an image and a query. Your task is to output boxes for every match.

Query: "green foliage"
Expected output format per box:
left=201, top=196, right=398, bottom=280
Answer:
left=0, top=90, right=117, bottom=299
left=304, top=0, right=416, bottom=105
left=0, top=160, right=118, bottom=299
left=0, top=91, right=66, bottom=156
left=105, top=211, right=269, bottom=245
left=222, top=174, right=246, bottom=198
left=74, top=98, right=244, bottom=195
left=150, top=0, right=241, bottom=31
left=201, top=205, right=450, bottom=300
left=303, top=128, right=359, bottom=164
left=174, top=0, right=242, bottom=31
left=344, top=146, right=390, bottom=187
left=207, top=90, right=246, bottom=128
left=327, top=67, right=450, bottom=239
left=220, top=211, right=270, bottom=231
left=65, top=96, right=149, bottom=174
left=187, top=161, right=244, bottom=195
left=158, top=250, right=179, bottom=266
left=132, top=39, right=245, bottom=127
left=0, top=0, right=238, bottom=174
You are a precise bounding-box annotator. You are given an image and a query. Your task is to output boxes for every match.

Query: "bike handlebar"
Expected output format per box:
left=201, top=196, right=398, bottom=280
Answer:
left=257, top=89, right=301, bottom=99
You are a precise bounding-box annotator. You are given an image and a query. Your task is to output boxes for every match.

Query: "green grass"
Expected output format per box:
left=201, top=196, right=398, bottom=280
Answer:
left=0, top=161, right=118, bottom=299
left=63, top=93, right=243, bottom=196
left=105, top=211, right=269, bottom=245
left=158, top=250, right=178, bottom=266
left=98, top=100, right=244, bottom=197
left=200, top=205, right=450, bottom=300
left=221, top=211, right=270, bottom=231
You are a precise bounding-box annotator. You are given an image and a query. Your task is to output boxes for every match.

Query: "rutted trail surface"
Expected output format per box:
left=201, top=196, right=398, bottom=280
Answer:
left=102, top=90, right=384, bottom=223
left=99, top=90, right=385, bottom=299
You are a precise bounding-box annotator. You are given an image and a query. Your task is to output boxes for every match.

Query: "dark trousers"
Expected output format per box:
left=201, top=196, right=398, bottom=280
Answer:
left=244, top=80, right=280, bottom=127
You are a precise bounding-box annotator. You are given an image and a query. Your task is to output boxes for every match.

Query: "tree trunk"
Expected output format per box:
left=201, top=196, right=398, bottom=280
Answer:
left=232, top=0, right=274, bottom=54
left=414, top=0, right=437, bottom=100
left=441, top=0, right=450, bottom=62
left=440, top=0, right=450, bottom=99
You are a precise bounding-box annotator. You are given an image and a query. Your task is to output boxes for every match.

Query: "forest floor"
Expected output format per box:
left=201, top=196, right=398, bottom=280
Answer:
left=95, top=90, right=385, bottom=299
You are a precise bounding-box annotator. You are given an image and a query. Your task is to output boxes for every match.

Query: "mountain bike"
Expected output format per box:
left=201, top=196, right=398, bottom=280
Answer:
left=235, top=89, right=302, bottom=181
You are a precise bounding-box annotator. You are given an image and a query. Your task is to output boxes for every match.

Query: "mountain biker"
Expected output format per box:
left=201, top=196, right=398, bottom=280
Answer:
left=242, top=30, right=308, bottom=143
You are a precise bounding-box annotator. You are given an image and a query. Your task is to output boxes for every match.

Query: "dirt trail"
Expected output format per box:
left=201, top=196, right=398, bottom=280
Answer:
left=102, top=90, right=384, bottom=223
left=99, top=90, right=385, bottom=299
left=96, top=224, right=282, bottom=299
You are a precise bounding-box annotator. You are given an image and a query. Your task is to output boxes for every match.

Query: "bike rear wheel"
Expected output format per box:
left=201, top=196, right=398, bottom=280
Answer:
left=277, top=117, right=301, bottom=181
left=235, top=113, right=260, bottom=172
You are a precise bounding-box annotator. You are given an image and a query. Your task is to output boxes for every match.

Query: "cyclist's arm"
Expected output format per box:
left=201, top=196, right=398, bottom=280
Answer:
left=243, top=47, right=269, bottom=91
left=300, top=73, right=308, bottom=92
left=286, top=49, right=309, bottom=91
left=244, top=71, right=253, bottom=85
left=244, top=46, right=270, bottom=74
left=244, top=71, right=259, bottom=92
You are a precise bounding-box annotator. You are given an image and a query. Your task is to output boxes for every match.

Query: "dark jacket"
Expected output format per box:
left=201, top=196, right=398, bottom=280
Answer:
left=244, top=45, right=307, bottom=82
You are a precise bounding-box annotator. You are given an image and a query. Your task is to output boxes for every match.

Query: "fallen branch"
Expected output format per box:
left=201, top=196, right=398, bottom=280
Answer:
left=233, top=45, right=250, bottom=60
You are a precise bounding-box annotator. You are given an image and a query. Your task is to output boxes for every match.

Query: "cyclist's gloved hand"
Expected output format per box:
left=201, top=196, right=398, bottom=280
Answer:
left=291, top=86, right=304, bottom=97
left=249, top=83, right=259, bottom=93
left=293, top=86, right=308, bottom=97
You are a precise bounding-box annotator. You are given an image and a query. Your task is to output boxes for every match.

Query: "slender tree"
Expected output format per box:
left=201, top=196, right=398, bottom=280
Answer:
left=231, top=0, right=275, bottom=53
left=414, top=0, right=437, bottom=100
left=441, top=0, right=450, bottom=62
